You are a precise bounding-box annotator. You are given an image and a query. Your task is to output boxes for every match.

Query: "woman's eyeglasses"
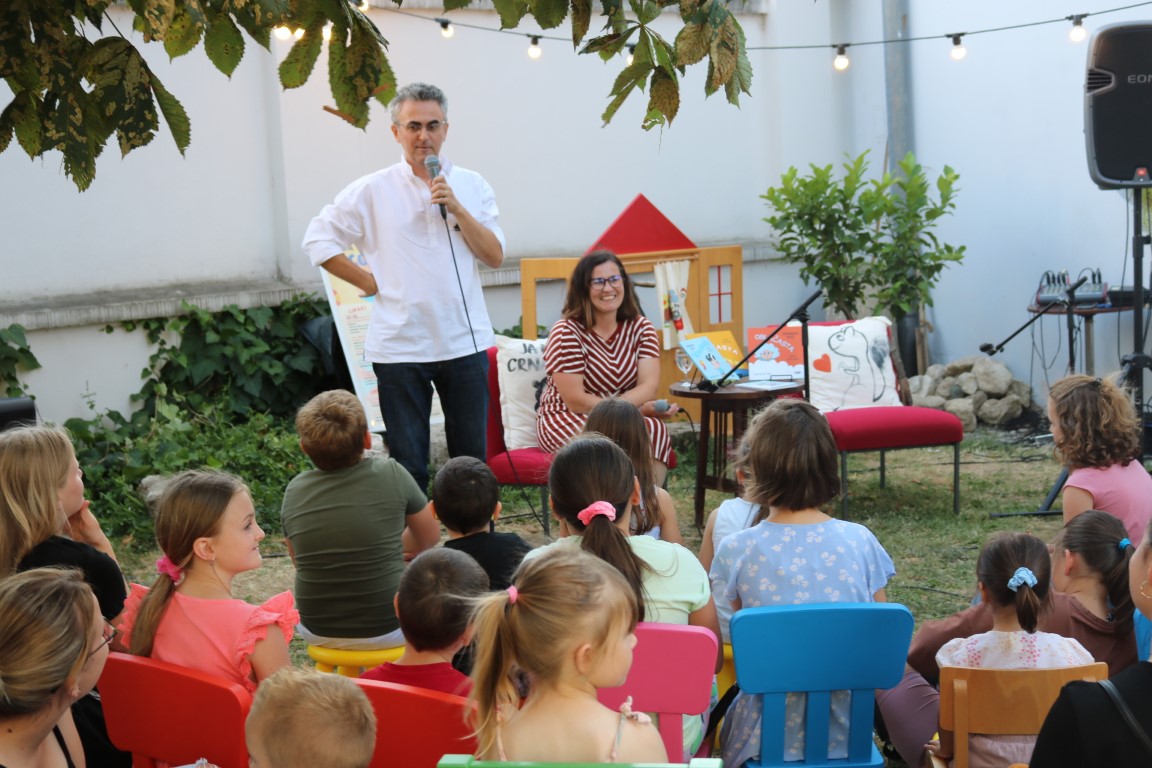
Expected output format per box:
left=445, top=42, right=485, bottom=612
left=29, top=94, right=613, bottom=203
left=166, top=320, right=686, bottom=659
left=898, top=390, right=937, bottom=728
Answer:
left=88, top=620, right=117, bottom=659
left=590, top=275, right=624, bottom=288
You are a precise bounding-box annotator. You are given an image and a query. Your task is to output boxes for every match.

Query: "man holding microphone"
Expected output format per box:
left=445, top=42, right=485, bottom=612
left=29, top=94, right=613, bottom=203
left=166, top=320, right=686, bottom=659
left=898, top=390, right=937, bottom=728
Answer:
left=303, top=82, right=504, bottom=491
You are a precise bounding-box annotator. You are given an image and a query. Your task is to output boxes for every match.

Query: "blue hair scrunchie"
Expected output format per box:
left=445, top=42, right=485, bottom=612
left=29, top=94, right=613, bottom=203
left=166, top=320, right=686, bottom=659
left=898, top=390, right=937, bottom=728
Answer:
left=1007, top=566, right=1038, bottom=593
left=1120, top=538, right=1132, bottom=551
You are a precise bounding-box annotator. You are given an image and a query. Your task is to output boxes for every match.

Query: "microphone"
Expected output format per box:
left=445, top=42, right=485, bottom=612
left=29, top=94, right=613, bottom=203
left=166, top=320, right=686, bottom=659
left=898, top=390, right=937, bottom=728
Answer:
left=1065, top=275, right=1088, bottom=295
left=980, top=342, right=995, bottom=355
left=424, top=155, right=447, bottom=220
left=797, top=289, right=823, bottom=314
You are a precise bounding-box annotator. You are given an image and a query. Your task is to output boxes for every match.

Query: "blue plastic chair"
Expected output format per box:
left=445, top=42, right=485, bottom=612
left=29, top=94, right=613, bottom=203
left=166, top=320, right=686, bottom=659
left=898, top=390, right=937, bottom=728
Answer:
left=729, top=603, right=914, bottom=768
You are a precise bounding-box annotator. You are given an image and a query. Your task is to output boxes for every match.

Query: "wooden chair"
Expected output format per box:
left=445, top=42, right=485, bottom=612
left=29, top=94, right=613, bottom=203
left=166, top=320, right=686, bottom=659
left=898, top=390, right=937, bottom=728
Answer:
left=99, top=651, right=252, bottom=768
left=485, top=344, right=552, bottom=536
left=730, top=603, right=914, bottom=767
left=597, top=622, right=718, bottom=762
left=930, top=663, right=1108, bottom=768
left=355, top=678, right=477, bottom=768
left=438, top=756, right=722, bottom=767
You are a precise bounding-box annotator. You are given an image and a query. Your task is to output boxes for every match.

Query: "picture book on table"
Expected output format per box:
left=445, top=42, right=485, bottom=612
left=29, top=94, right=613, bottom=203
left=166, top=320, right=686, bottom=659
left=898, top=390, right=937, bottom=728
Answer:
left=746, top=323, right=805, bottom=380
left=685, top=330, right=746, bottom=371
left=679, top=335, right=732, bottom=381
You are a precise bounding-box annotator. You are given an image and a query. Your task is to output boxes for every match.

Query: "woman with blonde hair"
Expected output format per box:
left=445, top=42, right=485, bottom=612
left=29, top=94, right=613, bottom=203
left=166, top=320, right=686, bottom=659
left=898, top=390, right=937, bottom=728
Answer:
left=0, top=567, right=113, bottom=768
left=1048, top=373, right=1152, bottom=541
left=0, top=425, right=128, bottom=766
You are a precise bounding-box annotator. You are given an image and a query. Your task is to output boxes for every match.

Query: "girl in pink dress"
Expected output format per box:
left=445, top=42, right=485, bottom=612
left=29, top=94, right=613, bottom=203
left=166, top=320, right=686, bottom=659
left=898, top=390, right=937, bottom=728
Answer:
left=118, top=470, right=297, bottom=693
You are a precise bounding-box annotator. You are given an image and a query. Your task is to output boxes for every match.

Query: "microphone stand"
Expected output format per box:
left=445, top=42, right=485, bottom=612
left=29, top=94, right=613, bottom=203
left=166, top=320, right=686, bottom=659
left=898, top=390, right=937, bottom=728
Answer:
left=979, top=276, right=1088, bottom=361
left=696, top=289, right=822, bottom=399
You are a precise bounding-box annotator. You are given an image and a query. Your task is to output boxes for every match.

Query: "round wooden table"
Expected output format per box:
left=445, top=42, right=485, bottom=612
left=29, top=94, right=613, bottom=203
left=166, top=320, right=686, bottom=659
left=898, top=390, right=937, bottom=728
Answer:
left=670, top=381, right=804, bottom=526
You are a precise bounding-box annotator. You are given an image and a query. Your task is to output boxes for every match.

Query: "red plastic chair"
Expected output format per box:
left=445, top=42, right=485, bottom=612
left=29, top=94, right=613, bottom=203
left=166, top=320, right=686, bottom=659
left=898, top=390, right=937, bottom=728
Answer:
left=485, top=345, right=553, bottom=535
left=597, top=622, right=718, bottom=762
left=100, top=651, right=252, bottom=768
left=355, top=678, right=477, bottom=768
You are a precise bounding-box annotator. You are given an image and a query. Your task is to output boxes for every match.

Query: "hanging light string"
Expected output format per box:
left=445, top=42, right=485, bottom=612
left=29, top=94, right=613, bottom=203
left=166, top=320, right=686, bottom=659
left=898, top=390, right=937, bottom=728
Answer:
left=744, top=2, right=1152, bottom=52
left=298, top=2, right=1152, bottom=61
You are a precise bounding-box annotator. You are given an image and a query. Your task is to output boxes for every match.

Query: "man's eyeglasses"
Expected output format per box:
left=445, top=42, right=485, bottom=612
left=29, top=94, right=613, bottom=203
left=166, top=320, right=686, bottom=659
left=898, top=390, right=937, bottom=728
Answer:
left=395, top=120, right=446, bottom=135
left=88, top=620, right=117, bottom=659
left=590, top=275, right=624, bottom=289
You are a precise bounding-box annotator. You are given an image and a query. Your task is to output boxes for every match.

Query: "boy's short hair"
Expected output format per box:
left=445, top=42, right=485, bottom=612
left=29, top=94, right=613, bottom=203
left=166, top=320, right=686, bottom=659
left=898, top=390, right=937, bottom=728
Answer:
left=398, top=548, right=489, bottom=652
left=431, top=457, right=500, bottom=534
left=743, top=398, right=840, bottom=511
left=246, top=667, right=376, bottom=768
left=295, top=390, right=368, bottom=471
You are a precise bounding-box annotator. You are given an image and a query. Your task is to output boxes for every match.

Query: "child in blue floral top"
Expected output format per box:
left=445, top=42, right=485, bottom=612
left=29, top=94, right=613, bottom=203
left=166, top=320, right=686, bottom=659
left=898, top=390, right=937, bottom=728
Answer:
left=710, top=399, right=895, bottom=767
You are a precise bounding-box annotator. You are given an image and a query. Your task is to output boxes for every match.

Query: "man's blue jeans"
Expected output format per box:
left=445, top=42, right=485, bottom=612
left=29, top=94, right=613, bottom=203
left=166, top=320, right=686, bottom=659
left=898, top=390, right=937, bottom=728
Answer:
left=373, top=349, right=488, bottom=491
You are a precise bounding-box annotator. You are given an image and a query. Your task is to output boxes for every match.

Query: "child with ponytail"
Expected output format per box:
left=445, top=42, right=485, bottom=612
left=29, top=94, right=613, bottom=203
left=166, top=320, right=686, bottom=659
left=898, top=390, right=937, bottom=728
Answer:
left=118, top=470, right=297, bottom=693
left=468, top=548, right=667, bottom=762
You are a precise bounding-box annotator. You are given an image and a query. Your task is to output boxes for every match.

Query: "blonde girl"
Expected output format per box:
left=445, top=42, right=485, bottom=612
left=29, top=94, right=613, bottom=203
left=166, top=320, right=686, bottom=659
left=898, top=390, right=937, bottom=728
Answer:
left=0, top=567, right=111, bottom=768
left=582, top=397, right=682, bottom=543
left=1048, top=373, right=1152, bottom=541
left=119, top=470, right=297, bottom=693
left=468, top=547, right=666, bottom=763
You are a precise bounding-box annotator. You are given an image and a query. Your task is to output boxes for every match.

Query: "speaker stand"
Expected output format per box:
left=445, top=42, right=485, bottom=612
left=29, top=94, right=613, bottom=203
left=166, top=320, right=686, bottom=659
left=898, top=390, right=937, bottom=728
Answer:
left=994, top=189, right=1152, bottom=519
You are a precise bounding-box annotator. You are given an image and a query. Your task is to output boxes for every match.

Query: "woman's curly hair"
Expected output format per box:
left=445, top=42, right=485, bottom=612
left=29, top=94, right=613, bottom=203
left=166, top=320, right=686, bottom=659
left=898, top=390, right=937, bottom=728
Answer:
left=1049, top=373, right=1140, bottom=469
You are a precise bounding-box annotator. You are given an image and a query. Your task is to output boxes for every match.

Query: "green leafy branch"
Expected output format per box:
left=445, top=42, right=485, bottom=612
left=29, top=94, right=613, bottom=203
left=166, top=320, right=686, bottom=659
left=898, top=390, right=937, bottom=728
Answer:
left=0, top=323, right=41, bottom=398
left=0, top=0, right=752, bottom=189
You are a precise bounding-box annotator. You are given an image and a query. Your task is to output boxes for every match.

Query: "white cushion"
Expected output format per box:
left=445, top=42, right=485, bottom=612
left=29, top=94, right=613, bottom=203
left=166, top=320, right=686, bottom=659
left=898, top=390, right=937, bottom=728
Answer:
left=494, top=335, right=548, bottom=450
left=807, top=316, right=902, bottom=412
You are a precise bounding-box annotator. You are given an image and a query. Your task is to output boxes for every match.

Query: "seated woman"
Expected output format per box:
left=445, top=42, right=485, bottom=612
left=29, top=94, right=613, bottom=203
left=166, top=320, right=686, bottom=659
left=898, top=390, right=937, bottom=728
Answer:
left=0, top=425, right=129, bottom=766
left=1048, top=373, right=1152, bottom=541
left=1031, top=516, right=1152, bottom=767
left=0, top=567, right=113, bottom=768
left=536, top=250, right=679, bottom=485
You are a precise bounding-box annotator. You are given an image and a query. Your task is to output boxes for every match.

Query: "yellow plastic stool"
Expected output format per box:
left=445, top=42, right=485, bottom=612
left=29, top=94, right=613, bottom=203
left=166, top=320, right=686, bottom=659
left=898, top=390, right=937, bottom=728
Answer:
left=306, top=644, right=404, bottom=678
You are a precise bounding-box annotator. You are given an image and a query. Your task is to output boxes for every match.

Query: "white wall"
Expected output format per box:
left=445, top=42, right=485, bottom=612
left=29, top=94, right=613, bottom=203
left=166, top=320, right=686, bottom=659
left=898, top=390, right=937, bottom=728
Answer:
left=6, top=1, right=1147, bottom=421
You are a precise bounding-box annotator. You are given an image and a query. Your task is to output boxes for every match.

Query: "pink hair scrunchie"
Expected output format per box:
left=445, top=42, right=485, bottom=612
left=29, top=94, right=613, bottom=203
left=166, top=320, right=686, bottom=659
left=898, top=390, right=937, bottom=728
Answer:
left=156, top=554, right=185, bottom=585
left=577, top=500, right=617, bottom=526
left=506, top=585, right=518, bottom=604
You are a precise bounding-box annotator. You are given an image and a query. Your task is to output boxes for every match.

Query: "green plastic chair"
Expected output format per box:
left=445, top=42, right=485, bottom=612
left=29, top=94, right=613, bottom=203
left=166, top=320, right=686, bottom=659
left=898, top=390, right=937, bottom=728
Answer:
left=437, top=756, right=722, bottom=767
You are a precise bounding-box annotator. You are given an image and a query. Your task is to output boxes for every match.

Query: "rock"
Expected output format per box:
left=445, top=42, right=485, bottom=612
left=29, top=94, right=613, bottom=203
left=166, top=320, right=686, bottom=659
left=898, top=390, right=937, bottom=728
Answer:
left=1009, top=379, right=1033, bottom=406
left=912, top=394, right=947, bottom=409
left=934, top=376, right=957, bottom=398
left=908, top=374, right=941, bottom=398
left=945, top=355, right=984, bottom=376
left=944, top=397, right=978, bottom=432
left=978, top=394, right=1024, bottom=425
left=925, top=363, right=946, bottom=380
left=973, top=358, right=1013, bottom=396
left=958, top=371, right=979, bottom=396
left=971, top=391, right=988, bottom=411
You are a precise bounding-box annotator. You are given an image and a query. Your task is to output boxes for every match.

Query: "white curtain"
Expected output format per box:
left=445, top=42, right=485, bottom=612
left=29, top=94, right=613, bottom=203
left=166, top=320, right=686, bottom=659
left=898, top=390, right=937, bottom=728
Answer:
left=654, top=260, right=694, bottom=349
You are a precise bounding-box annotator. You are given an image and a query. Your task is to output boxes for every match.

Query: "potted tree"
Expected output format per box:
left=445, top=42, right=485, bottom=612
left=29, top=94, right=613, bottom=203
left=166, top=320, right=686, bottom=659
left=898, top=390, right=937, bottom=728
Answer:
left=761, top=150, right=966, bottom=372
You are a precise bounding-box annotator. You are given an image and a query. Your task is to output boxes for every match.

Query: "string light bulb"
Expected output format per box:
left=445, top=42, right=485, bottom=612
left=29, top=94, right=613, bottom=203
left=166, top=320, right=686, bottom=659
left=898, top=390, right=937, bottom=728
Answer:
left=322, top=24, right=332, bottom=41
left=949, top=34, right=967, bottom=61
left=832, top=45, right=850, bottom=71
left=1068, top=15, right=1088, bottom=43
left=273, top=26, right=292, bottom=41
left=293, top=27, right=305, bottom=40
left=528, top=36, right=542, bottom=59
left=359, top=1, right=370, bottom=10
left=438, top=19, right=455, bottom=38
left=627, top=44, right=636, bottom=66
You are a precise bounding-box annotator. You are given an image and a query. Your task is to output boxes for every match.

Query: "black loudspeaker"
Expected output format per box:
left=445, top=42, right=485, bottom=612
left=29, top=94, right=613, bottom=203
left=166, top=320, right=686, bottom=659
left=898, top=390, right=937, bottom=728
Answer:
left=1085, top=22, right=1152, bottom=189
left=0, top=397, right=36, bottom=432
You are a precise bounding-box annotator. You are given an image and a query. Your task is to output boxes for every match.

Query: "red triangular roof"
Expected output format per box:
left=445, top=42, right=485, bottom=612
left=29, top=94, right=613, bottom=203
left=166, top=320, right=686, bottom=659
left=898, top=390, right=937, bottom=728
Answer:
left=585, top=194, right=697, bottom=255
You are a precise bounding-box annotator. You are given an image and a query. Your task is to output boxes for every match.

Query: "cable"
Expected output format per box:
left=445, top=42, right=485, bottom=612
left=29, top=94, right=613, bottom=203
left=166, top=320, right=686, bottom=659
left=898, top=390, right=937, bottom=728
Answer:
left=440, top=217, right=479, bottom=354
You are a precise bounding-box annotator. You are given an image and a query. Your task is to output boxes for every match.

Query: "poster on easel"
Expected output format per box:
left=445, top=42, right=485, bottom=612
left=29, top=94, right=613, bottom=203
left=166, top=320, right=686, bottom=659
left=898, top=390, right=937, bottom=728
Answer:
left=319, top=249, right=385, bottom=432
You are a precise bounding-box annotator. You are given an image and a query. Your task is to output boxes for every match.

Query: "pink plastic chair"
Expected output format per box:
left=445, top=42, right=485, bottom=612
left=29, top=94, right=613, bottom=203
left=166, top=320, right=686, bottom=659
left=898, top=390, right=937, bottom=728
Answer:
left=597, top=622, right=719, bottom=762
left=355, top=678, right=477, bottom=768
left=100, top=651, right=252, bottom=768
